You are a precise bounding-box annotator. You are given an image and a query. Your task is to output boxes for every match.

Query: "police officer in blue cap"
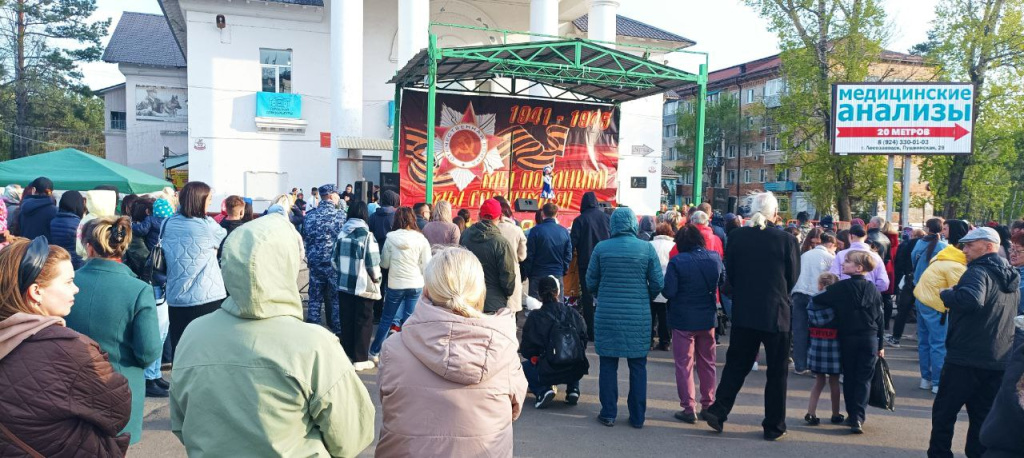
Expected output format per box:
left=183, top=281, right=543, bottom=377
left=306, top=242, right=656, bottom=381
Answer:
left=301, top=184, right=346, bottom=335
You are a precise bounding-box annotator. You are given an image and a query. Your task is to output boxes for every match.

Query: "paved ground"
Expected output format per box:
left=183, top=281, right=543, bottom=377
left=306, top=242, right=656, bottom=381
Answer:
left=130, top=319, right=973, bottom=457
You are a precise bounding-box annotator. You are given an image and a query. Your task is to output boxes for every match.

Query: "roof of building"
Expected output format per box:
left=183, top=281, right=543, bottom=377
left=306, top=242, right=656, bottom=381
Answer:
left=94, top=83, right=126, bottom=95
left=103, top=12, right=185, bottom=68
left=573, top=14, right=695, bottom=46
left=265, top=0, right=323, bottom=5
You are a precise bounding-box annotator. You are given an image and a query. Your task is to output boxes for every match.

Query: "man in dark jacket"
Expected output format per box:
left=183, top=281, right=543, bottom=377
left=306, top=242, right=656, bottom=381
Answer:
left=460, top=199, right=517, bottom=313
left=570, top=192, right=610, bottom=341
left=979, top=345, right=1024, bottom=457
left=888, top=228, right=924, bottom=347
left=18, top=177, right=58, bottom=240
left=524, top=203, right=572, bottom=299
left=520, top=276, right=589, bottom=408
left=930, top=227, right=1021, bottom=458
left=368, top=190, right=399, bottom=247
left=703, top=192, right=799, bottom=441
left=413, top=202, right=429, bottom=231
left=698, top=202, right=727, bottom=248
left=866, top=216, right=892, bottom=263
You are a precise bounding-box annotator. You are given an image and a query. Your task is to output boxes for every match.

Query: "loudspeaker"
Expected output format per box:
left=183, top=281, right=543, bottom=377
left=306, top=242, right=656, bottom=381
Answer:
left=712, top=187, right=730, bottom=214
left=728, top=196, right=738, bottom=214
left=514, top=198, right=539, bottom=212
left=353, top=180, right=373, bottom=203
left=380, top=172, right=400, bottom=198
left=597, top=201, right=614, bottom=209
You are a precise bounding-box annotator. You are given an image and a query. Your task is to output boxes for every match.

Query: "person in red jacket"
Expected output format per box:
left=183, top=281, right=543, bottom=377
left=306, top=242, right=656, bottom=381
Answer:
left=669, top=211, right=723, bottom=259
left=0, top=238, right=132, bottom=457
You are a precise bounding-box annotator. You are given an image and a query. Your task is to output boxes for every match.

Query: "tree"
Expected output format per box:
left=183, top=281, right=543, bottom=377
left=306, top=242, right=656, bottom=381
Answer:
left=915, top=0, right=1024, bottom=220
left=676, top=92, right=749, bottom=199
left=744, top=0, right=890, bottom=220
left=0, top=0, right=109, bottom=158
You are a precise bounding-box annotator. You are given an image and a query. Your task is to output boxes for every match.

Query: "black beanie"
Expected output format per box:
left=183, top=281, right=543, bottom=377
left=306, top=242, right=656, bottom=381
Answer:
left=946, top=220, right=970, bottom=246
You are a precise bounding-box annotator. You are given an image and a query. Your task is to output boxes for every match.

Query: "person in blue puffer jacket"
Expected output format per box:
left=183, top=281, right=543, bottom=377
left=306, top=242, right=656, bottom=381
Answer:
left=132, top=197, right=174, bottom=252
left=161, top=182, right=227, bottom=353
left=586, top=206, right=664, bottom=429
left=50, top=190, right=87, bottom=269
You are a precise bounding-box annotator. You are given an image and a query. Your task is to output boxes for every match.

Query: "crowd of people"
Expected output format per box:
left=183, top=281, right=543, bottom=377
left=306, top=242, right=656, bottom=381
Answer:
left=0, top=176, right=1021, bottom=457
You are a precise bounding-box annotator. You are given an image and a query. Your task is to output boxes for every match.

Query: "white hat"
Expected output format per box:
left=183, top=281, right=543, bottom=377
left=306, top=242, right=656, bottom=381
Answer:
left=959, top=227, right=1000, bottom=244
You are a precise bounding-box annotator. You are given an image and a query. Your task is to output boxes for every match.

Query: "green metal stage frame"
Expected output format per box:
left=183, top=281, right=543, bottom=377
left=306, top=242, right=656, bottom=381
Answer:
left=388, top=23, right=708, bottom=204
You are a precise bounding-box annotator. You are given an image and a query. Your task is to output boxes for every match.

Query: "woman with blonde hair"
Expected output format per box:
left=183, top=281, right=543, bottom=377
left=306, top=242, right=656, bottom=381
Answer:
left=376, top=247, right=527, bottom=457
left=422, top=199, right=460, bottom=246
left=0, top=238, right=132, bottom=455
left=65, top=217, right=163, bottom=443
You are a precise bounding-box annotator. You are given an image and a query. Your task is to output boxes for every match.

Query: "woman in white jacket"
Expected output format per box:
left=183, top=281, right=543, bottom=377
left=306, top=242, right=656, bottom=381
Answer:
left=370, top=207, right=431, bottom=361
left=650, top=223, right=676, bottom=350
left=791, top=231, right=836, bottom=375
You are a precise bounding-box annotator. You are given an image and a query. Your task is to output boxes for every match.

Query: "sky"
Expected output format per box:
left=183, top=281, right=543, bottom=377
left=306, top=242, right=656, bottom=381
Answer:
left=80, top=0, right=938, bottom=90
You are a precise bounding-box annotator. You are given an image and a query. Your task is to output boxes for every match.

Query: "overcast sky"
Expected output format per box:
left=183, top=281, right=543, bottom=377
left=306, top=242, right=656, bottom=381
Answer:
left=81, top=0, right=938, bottom=89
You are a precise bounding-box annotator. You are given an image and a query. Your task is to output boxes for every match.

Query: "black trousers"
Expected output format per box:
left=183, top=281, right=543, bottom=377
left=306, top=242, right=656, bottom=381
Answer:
left=928, top=363, right=1004, bottom=458
left=706, top=326, right=790, bottom=436
left=339, top=290, right=375, bottom=363
left=169, top=300, right=224, bottom=357
left=839, top=336, right=878, bottom=425
left=891, top=282, right=917, bottom=339
left=882, top=294, right=894, bottom=330
left=580, top=274, right=595, bottom=341
left=650, top=301, right=669, bottom=345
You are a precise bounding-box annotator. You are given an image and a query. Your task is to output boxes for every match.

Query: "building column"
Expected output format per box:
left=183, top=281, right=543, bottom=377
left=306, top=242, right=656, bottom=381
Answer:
left=331, top=0, right=363, bottom=181
left=530, top=0, right=559, bottom=96
left=397, top=0, right=429, bottom=69
left=587, top=0, right=618, bottom=47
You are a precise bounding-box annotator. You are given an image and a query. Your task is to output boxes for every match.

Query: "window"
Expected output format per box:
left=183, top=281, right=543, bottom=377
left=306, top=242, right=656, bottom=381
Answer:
left=759, top=169, right=766, bottom=182
left=763, top=135, right=780, bottom=152
left=707, top=92, right=720, bottom=104
left=663, top=101, right=679, bottom=116
left=727, top=170, right=737, bottom=185
left=744, top=143, right=753, bottom=157
left=727, top=145, right=736, bottom=159
left=777, top=168, right=791, bottom=182
left=110, top=111, right=126, bottom=130
left=260, top=49, right=292, bottom=93
left=664, top=124, right=677, bottom=137
left=743, top=169, right=751, bottom=183
left=764, top=78, right=784, bottom=97
left=746, top=88, right=754, bottom=104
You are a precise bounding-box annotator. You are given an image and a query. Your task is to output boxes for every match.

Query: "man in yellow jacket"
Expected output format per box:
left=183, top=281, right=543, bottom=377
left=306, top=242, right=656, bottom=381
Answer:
left=170, top=214, right=376, bottom=457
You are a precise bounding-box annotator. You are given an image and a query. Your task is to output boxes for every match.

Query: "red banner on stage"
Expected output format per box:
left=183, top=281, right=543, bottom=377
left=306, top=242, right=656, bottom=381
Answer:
left=399, top=91, right=619, bottom=216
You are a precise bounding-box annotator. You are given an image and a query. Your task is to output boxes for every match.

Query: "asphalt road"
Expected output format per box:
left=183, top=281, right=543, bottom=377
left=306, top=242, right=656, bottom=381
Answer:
left=130, top=321, right=972, bottom=457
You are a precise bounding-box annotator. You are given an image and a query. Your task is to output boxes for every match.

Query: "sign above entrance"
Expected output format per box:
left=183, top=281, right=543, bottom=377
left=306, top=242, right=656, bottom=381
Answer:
left=831, top=83, right=975, bottom=155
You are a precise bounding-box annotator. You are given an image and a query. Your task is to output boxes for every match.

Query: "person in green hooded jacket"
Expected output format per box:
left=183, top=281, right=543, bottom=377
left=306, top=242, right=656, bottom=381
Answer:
left=170, top=213, right=376, bottom=457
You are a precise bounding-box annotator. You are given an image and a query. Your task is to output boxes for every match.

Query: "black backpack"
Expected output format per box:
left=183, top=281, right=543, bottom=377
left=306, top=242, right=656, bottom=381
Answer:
left=543, top=307, right=586, bottom=368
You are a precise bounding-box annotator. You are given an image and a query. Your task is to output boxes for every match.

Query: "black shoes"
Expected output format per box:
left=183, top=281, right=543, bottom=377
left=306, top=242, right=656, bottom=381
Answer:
left=596, top=415, right=615, bottom=427
left=804, top=414, right=821, bottom=426
left=145, top=379, right=169, bottom=398
left=534, top=390, right=555, bottom=409
left=702, top=410, right=724, bottom=433
left=849, top=420, right=864, bottom=434
left=764, top=430, right=788, bottom=441
left=565, top=390, right=580, bottom=406
left=831, top=414, right=846, bottom=424
left=153, top=377, right=170, bottom=390
left=674, top=411, right=697, bottom=424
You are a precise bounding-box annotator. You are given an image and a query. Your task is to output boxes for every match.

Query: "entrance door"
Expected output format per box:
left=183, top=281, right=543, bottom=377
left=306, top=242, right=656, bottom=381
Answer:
left=337, top=156, right=382, bottom=190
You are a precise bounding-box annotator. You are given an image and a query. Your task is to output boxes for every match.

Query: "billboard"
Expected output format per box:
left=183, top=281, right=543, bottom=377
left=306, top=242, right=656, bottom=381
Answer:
left=135, top=85, right=188, bottom=122
left=399, top=90, right=619, bottom=215
left=831, top=83, right=974, bottom=155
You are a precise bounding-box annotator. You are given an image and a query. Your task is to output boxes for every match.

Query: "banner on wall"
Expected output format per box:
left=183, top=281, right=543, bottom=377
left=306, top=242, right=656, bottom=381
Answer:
left=135, top=85, right=188, bottom=122
left=399, top=90, right=620, bottom=216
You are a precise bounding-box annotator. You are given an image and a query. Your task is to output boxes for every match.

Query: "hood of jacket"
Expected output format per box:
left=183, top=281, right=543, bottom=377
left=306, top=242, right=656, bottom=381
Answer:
left=971, top=253, right=1022, bottom=294
left=400, top=296, right=519, bottom=385
left=84, top=190, right=117, bottom=217
left=639, top=215, right=655, bottom=234
left=385, top=228, right=421, bottom=250
left=380, top=190, right=400, bottom=208
left=610, top=207, right=638, bottom=237
left=468, top=220, right=501, bottom=243
left=341, top=217, right=368, bottom=236
left=219, top=214, right=304, bottom=320
left=580, top=191, right=598, bottom=210
left=20, top=194, right=54, bottom=217
left=0, top=313, right=64, bottom=360
left=932, top=245, right=967, bottom=266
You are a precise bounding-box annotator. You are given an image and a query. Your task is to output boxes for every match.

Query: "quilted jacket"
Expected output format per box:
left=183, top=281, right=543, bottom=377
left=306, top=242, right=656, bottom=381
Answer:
left=50, top=211, right=83, bottom=269
left=586, top=207, right=664, bottom=358
left=0, top=314, right=131, bottom=457
left=161, top=214, right=228, bottom=307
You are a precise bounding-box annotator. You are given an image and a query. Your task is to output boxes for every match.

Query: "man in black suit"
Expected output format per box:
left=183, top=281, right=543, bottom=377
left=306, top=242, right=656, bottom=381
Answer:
left=702, top=192, right=800, bottom=441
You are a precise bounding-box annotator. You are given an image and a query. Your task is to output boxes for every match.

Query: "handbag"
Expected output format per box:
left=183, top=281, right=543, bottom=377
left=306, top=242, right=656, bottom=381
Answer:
left=354, top=233, right=382, bottom=301
left=868, top=356, right=896, bottom=411
left=142, top=218, right=170, bottom=284
left=0, top=420, right=44, bottom=458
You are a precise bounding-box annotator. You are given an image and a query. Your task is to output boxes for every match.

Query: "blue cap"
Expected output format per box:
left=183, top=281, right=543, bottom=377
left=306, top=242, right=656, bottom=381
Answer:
left=318, top=184, right=338, bottom=196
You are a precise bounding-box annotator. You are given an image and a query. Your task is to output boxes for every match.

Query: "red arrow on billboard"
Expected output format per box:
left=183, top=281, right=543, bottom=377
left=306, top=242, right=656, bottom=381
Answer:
left=837, top=124, right=970, bottom=141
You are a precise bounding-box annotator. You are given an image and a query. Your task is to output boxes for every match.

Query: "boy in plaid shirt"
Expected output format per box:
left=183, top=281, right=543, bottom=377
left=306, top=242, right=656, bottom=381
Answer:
left=806, top=272, right=844, bottom=426
left=813, top=251, right=886, bottom=434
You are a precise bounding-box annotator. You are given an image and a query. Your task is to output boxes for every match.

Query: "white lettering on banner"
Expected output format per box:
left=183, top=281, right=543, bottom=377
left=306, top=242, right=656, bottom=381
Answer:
left=832, top=83, right=975, bottom=155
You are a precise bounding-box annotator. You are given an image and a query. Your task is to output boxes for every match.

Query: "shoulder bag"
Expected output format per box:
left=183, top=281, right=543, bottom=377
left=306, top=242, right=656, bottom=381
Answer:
left=142, top=218, right=171, bottom=284
left=0, top=420, right=44, bottom=458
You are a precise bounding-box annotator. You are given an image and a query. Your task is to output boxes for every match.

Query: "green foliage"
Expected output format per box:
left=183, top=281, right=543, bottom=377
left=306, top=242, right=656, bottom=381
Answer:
left=744, top=0, right=891, bottom=220
left=676, top=92, right=750, bottom=186
left=916, top=0, right=1024, bottom=221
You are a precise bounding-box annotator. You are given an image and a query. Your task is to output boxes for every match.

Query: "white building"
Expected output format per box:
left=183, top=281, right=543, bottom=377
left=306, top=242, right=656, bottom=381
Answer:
left=100, top=0, right=696, bottom=213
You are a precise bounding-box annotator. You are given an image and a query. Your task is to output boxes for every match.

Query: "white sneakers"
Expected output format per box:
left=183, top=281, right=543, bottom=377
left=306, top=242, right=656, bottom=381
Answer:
left=920, top=378, right=933, bottom=390
left=932, top=385, right=939, bottom=395
left=353, top=361, right=376, bottom=372
left=752, top=362, right=759, bottom=372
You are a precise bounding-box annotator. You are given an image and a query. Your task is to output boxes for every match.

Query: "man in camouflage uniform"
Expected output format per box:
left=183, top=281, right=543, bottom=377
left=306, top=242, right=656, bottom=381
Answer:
left=302, top=184, right=346, bottom=335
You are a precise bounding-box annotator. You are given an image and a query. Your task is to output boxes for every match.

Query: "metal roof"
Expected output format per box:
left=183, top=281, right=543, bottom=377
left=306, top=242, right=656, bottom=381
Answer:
left=573, top=14, right=695, bottom=46
left=266, top=0, right=324, bottom=5
left=388, top=39, right=701, bottom=104
left=102, top=12, right=185, bottom=68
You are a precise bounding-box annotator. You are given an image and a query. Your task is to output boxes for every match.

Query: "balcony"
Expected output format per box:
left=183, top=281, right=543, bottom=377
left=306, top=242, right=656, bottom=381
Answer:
left=255, top=92, right=307, bottom=134
left=765, top=180, right=796, bottom=192
left=762, top=151, right=785, bottom=165
left=763, top=93, right=782, bottom=108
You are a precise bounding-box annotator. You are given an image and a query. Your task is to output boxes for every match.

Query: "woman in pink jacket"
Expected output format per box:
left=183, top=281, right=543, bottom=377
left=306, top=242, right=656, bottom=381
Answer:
left=376, top=246, right=528, bottom=458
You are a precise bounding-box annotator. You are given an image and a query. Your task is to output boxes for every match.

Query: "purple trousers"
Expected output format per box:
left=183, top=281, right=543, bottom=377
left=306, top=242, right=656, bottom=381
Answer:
left=672, top=328, right=717, bottom=414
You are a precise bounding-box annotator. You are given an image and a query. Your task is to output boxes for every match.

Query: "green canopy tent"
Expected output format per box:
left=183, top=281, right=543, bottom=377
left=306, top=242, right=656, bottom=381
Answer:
left=0, top=148, right=173, bottom=194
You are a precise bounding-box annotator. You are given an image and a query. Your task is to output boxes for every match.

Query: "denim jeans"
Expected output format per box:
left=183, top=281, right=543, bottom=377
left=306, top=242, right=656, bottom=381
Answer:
left=917, top=302, right=947, bottom=385
left=370, top=287, right=421, bottom=355
left=791, top=293, right=811, bottom=372
left=144, top=296, right=169, bottom=380
left=598, top=356, right=647, bottom=426
left=522, top=358, right=580, bottom=397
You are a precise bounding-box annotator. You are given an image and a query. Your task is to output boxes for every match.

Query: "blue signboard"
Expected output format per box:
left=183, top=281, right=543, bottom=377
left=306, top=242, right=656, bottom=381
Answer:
left=256, top=92, right=302, bottom=119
